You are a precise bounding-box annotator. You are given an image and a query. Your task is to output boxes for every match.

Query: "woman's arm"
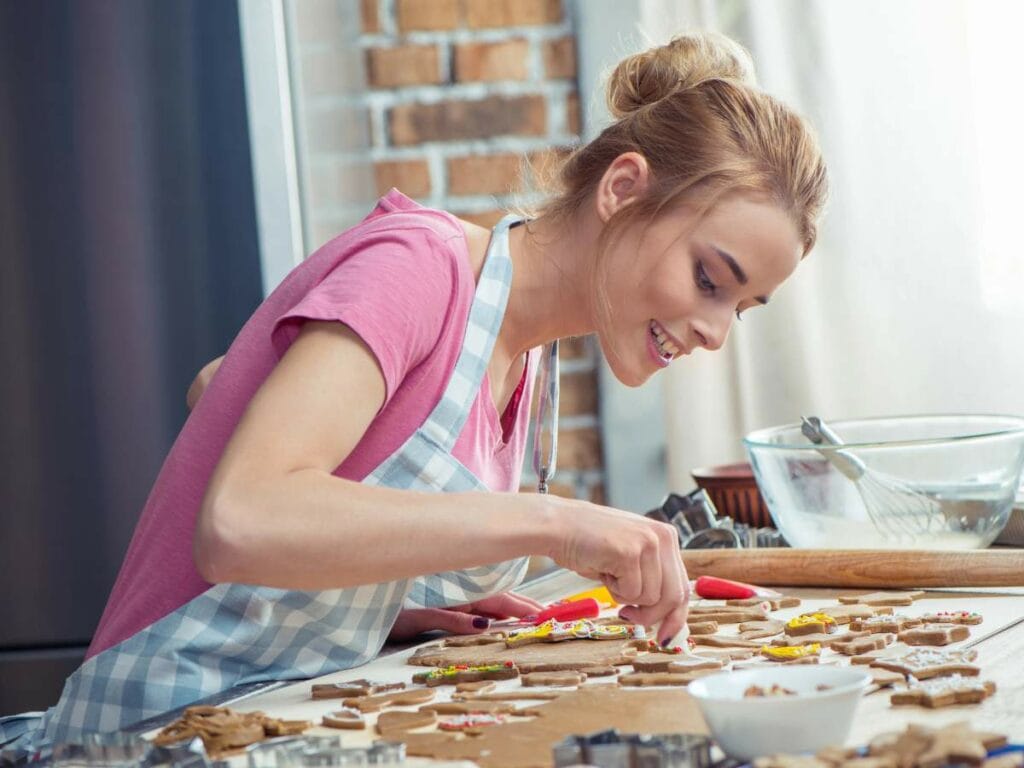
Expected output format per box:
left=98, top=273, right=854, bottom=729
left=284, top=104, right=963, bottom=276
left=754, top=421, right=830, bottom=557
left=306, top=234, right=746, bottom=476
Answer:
left=194, top=321, right=689, bottom=642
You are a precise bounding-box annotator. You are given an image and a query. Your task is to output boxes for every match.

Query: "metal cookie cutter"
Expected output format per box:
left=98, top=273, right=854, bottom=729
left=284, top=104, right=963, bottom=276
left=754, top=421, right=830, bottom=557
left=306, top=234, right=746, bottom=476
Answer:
left=645, top=489, right=787, bottom=549
left=553, top=729, right=713, bottom=768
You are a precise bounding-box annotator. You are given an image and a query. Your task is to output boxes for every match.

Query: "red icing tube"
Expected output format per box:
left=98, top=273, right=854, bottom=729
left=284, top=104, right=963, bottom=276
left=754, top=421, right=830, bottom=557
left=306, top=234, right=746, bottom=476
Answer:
left=692, top=575, right=780, bottom=600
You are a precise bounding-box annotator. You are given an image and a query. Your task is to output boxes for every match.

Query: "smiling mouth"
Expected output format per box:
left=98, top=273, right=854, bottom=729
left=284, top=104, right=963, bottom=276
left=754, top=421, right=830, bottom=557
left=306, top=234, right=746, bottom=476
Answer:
left=649, top=319, right=682, bottom=361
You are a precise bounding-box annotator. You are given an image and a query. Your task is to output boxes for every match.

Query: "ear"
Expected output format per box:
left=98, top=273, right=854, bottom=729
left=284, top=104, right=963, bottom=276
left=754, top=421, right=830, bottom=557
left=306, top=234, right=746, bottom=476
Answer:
left=595, top=152, right=650, bottom=223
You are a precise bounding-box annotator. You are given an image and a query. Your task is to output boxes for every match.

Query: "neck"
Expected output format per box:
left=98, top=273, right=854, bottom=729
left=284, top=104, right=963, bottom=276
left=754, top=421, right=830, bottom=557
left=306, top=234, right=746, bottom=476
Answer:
left=498, top=212, right=599, bottom=362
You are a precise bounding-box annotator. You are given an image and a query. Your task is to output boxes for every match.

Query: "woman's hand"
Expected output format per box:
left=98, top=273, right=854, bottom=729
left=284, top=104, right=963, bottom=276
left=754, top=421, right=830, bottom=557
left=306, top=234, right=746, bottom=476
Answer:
left=542, top=495, right=690, bottom=646
left=387, top=592, right=544, bottom=642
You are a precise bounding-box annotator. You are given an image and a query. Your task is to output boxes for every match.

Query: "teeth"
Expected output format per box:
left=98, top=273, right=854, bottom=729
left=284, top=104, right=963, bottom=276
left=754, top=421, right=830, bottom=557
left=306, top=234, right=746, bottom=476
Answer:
left=649, top=320, right=679, bottom=359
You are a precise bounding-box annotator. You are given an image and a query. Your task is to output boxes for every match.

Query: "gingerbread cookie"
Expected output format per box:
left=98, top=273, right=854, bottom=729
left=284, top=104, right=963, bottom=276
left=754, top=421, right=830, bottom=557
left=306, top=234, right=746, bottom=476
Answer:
left=420, top=700, right=517, bottom=715
left=919, top=610, right=983, bottom=626
left=343, top=687, right=435, bottom=713
left=812, top=603, right=892, bottom=625
left=891, top=676, right=996, bottom=708
left=412, top=662, right=518, bottom=686
left=739, top=620, right=785, bottom=640
left=868, top=667, right=907, bottom=688
left=153, top=706, right=310, bottom=757
left=771, top=631, right=868, bottom=649
left=521, top=671, right=585, bottom=687
left=849, top=615, right=922, bottom=634
left=838, top=591, right=925, bottom=607
left=786, top=613, right=839, bottom=636
left=898, top=623, right=970, bottom=647
left=694, top=647, right=756, bottom=661
left=869, top=722, right=1006, bottom=768
left=687, top=620, right=719, bottom=635
left=692, top=634, right=764, bottom=649
left=761, top=643, right=821, bottom=662
left=442, top=633, right=507, bottom=647
left=728, top=595, right=802, bottom=610
left=831, top=633, right=896, bottom=657
left=454, top=690, right=564, bottom=701
left=505, top=618, right=642, bottom=647
left=320, top=707, right=366, bottom=730
left=687, top=606, right=769, bottom=623
left=666, top=656, right=725, bottom=673
left=850, top=643, right=913, bottom=665
left=619, top=671, right=712, bottom=687
left=579, top=665, right=619, bottom=677
left=871, top=648, right=981, bottom=680
left=311, top=679, right=405, bottom=699
left=375, top=710, right=437, bottom=735
left=455, top=680, right=496, bottom=694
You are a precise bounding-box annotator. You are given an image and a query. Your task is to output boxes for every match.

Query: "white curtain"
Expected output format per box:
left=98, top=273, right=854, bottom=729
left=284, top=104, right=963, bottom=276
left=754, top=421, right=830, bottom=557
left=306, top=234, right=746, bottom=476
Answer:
left=644, top=0, right=1024, bottom=488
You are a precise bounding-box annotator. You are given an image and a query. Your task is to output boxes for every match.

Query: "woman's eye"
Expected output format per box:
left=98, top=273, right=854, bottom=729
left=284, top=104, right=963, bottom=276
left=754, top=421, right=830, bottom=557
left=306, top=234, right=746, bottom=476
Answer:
left=695, top=262, right=717, bottom=295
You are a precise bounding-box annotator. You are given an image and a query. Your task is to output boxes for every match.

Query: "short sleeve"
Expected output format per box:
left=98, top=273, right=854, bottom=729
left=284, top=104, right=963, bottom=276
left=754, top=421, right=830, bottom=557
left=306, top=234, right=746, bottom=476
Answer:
left=271, top=227, right=462, bottom=405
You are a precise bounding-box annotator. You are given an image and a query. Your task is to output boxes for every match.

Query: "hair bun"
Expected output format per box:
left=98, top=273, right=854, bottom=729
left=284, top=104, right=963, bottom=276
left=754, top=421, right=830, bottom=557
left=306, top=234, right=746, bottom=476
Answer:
left=606, top=32, right=756, bottom=118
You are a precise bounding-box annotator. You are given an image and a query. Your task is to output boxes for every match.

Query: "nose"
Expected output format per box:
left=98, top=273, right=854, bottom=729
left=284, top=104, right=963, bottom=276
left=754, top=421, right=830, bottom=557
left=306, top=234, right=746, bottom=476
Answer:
left=692, top=312, right=733, bottom=352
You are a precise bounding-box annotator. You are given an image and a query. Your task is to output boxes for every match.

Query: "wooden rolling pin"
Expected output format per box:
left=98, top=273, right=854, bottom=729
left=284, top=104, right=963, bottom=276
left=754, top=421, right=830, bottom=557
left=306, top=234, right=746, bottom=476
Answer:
left=680, top=548, right=1024, bottom=588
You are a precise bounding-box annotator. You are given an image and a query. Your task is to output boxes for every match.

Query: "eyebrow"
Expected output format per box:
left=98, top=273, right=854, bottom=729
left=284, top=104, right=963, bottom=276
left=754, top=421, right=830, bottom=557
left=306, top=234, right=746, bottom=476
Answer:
left=712, top=245, right=769, bottom=305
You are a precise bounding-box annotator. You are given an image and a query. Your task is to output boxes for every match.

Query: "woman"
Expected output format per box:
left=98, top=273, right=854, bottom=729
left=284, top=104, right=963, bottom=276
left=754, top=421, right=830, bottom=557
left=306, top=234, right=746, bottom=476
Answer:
left=2, top=31, right=827, bottom=750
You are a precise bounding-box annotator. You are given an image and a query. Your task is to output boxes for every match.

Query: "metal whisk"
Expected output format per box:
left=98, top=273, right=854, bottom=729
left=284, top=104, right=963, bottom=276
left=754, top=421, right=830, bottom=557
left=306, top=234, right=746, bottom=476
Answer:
left=800, top=415, right=946, bottom=539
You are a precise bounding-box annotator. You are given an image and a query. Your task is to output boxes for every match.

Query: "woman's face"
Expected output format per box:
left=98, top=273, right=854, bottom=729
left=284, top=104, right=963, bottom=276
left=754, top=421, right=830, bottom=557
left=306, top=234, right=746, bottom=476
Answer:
left=597, top=193, right=804, bottom=387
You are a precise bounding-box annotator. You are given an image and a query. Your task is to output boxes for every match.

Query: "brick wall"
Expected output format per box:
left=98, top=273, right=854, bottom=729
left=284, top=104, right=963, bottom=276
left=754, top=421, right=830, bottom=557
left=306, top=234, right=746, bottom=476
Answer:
left=287, top=0, right=605, bottom=507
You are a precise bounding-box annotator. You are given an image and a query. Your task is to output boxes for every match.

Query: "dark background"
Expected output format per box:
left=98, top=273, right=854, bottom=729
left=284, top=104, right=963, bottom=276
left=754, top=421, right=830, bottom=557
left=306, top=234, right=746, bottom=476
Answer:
left=0, top=0, right=263, bottom=714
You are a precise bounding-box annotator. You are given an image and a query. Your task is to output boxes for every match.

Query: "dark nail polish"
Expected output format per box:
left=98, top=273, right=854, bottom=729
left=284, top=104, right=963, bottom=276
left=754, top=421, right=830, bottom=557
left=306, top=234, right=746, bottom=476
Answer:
left=473, top=617, right=490, bottom=629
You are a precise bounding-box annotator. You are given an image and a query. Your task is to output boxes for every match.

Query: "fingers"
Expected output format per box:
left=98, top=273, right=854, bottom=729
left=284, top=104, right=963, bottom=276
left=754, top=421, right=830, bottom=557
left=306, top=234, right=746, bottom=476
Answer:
left=608, top=521, right=689, bottom=645
left=466, top=592, right=543, bottom=620
left=388, top=608, right=490, bottom=642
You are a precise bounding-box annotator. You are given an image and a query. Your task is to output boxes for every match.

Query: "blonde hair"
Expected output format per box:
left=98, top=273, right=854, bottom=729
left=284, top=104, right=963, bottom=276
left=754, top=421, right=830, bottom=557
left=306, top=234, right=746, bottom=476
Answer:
left=536, top=32, right=828, bottom=310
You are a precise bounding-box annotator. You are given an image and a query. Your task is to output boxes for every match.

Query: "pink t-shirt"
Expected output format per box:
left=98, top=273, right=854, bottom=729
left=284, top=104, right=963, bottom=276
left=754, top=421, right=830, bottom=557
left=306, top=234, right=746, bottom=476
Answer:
left=87, top=190, right=537, bottom=658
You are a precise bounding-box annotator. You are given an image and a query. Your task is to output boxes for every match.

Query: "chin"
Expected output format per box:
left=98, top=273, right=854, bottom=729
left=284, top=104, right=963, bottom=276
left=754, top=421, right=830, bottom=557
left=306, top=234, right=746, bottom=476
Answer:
left=598, top=338, right=655, bottom=388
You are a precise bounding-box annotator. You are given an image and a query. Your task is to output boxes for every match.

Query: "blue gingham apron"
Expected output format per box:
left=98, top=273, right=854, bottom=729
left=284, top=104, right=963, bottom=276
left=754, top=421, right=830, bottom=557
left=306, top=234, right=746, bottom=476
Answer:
left=0, top=215, right=530, bottom=753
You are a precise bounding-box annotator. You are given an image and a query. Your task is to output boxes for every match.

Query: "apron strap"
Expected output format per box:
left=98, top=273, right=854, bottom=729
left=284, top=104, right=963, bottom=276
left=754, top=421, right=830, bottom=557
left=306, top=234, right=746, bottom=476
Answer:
left=419, top=214, right=519, bottom=452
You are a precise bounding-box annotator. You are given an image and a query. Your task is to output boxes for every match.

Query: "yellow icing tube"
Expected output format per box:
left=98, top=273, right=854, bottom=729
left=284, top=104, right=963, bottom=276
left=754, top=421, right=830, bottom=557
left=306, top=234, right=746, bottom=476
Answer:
left=566, top=585, right=617, bottom=607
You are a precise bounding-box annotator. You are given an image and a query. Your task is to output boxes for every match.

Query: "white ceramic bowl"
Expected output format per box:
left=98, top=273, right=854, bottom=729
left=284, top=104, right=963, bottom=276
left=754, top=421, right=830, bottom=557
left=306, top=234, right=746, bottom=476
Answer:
left=688, top=666, right=870, bottom=761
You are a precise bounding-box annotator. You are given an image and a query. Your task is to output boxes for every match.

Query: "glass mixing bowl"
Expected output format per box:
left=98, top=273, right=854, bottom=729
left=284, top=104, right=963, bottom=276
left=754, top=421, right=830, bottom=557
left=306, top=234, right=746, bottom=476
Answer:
left=742, top=414, right=1024, bottom=549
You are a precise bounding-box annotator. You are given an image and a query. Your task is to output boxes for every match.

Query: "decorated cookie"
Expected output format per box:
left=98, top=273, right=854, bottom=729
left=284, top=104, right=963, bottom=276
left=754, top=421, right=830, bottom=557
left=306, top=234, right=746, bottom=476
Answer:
left=771, top=631, right=868, bottom=649
left=919, top=610, right=983, bottom=626
left=786, top=613, right=838, bottom=636
left=505, top=618, right=642, bottom=647
left=890, top=676, right=996, bottom=708
left=521, top=671, right=586, bottom=687
left=811, top=603, right=892, bottom=625
left=871, top=648, right=981, bottom=680
left=321, top=707, right=366, bottom=730
left=831, top=633, right=896, bottom=656
left=375, top=709, right=437, bottom=735
left=343, top=687, right=436, bottom=713
left=412, top=662, right=518, bottom=687
left=897, top=623, right=970, bottom=647
left=761, top=643, right=821, bottom=662
left=311, top=679, right=405, bottom=699
left=437, top=713, right=507, bottom=732
left=848, top=615, right=923, bottom=634
left=838, top=591, right=925, bottom=607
